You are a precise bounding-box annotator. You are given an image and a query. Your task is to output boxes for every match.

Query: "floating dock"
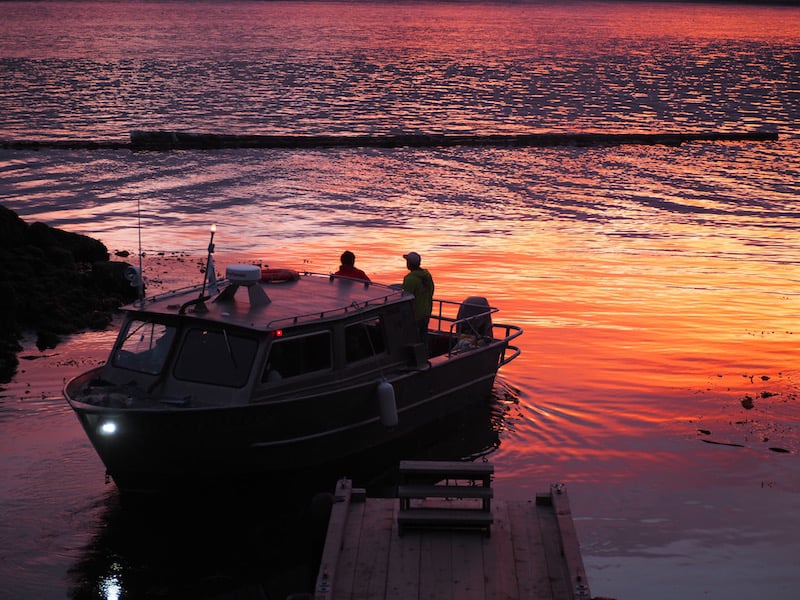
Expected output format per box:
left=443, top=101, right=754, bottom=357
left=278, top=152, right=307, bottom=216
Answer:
left=314, top=461, right=591, bottom=600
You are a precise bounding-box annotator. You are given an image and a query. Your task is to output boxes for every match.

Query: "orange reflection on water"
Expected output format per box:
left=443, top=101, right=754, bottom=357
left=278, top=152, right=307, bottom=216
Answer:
left=394, top=225, right=800, bottom=483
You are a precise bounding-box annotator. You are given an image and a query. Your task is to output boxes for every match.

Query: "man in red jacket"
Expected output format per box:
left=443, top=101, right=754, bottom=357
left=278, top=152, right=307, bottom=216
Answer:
left=334, top=250, right=370, bottom=281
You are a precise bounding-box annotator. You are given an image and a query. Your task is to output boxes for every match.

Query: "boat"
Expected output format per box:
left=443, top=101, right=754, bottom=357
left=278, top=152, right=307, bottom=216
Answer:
left=64, top=233, right=522, bottom=495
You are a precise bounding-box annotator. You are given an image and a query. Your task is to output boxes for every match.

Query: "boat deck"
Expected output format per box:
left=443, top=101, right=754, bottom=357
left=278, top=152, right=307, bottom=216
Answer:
left=314, top=465, right=591, bottom=600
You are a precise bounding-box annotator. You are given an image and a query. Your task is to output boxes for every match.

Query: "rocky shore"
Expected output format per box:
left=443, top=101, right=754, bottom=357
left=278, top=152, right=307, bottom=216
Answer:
left=0, top=205, right=139, bottom=383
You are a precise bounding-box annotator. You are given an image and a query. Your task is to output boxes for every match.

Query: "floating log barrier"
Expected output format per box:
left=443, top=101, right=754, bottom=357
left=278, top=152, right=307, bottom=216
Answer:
left=129, top=129, right=779, bottom=151
left=0, top=130, right=779, bottom=152
left=0, top=139, right=129, bottom=150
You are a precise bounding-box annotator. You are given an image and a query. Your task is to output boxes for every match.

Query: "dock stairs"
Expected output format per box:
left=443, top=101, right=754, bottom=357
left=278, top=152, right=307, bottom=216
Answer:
left=397, top=459, right=494, bottom=535
left=312, top=468, right=595, bottom=599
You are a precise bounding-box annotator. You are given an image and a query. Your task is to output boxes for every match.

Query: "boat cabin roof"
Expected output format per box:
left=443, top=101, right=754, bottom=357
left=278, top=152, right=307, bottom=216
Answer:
left=124, top=272, right=410, bottom=333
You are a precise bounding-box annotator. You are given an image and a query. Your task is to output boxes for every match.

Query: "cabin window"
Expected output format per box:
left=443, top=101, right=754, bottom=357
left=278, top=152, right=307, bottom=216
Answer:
left=345, top=317, right=386, bottom=363
left=262, top=331, right=331, bottom=382
left=173, top=328, right=258, bottom=387
left=113, top=319, right=176, bottom=375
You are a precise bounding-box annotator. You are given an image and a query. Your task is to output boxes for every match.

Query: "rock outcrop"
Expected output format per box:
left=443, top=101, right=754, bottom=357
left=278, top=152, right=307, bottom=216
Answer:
left=0, top=205, right=139, bottom=383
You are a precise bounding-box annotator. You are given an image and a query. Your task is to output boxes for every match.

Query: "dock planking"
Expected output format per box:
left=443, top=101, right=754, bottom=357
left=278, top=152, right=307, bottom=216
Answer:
left=314, top=475, right=591, bottom=600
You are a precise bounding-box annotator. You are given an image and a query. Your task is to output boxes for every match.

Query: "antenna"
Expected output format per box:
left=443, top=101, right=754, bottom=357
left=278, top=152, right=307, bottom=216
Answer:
left=124, top=197, right=146, bottom=305
left=137, top=198, right=144, bottom=301
left=194, top=224, right=216, bottom=313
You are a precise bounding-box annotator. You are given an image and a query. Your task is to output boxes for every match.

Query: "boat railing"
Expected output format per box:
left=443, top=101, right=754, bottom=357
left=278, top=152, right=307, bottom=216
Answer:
left=134, top=281, right=208, bottom=306
left=429, top=299, right=523, bottom=364
left=131, top=274, right=258, bottom=307
left=494, top=324, right=523, bottom=366
left=265, top=275, right=406, bottom=329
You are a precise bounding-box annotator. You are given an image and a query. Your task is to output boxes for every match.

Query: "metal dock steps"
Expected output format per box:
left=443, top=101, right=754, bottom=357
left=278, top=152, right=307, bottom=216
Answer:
left=397, top=460, right=494, bottom=535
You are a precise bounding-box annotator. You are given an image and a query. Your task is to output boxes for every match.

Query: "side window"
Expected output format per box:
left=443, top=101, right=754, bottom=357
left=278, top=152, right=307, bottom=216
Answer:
left=263, top=331, right=332, bottom=382
left=345, top=317, right=386, bottom=364
left=174, top=328, right=258, bottom=387
left=113, top=320, right=176, bottom=375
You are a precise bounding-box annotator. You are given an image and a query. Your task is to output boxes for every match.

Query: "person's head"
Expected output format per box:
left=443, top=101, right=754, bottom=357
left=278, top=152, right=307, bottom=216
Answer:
left=340, top=250, right=356, bottom=267
left=403, top=251, right=421, bottom=269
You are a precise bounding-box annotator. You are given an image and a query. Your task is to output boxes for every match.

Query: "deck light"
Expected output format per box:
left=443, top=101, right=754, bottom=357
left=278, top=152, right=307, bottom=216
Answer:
left=99, top=421, right=118, bottom=435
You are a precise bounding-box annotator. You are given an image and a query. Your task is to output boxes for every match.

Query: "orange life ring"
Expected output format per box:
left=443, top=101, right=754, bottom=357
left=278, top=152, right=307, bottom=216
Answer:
left=261, top=268, right=300, bottom=283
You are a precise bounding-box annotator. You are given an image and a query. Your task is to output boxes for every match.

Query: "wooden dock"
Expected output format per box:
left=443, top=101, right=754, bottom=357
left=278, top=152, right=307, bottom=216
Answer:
left=314, top=461, right=592, bottom=600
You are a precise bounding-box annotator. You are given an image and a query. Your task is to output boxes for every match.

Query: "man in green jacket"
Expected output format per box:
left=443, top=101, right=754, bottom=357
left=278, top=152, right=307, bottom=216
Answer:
left=402, top=251, right=435, bottom=338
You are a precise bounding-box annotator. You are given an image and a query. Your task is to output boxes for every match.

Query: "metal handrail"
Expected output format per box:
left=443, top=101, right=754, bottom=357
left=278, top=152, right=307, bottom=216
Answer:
left=265, top=273, right=406, bottom=329
left=429, top=298, right=496, bottom=334
left=490, top=323, right=523, bottom=366
left=499, top=343, right=522, bottom=367
left=428, top=298, right=523, bottom=364
left=265, top=291, right=404, bottom=329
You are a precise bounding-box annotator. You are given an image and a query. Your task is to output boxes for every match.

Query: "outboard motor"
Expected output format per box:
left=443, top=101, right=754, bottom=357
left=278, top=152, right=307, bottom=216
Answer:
left=456, top=296, right=493, bottom=339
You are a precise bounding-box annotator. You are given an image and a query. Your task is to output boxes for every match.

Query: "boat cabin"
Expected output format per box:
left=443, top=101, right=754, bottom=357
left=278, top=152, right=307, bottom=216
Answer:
left=93, top=265, right=495, bottom=409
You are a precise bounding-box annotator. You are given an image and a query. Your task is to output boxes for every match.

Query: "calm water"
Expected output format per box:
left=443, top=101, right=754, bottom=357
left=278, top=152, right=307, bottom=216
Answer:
left=2, top=1, right=800, bottom=599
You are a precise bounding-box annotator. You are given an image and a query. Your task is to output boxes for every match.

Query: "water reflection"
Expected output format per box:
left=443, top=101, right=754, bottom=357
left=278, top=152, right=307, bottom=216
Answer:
left=68, top=489, right=316, bottom=600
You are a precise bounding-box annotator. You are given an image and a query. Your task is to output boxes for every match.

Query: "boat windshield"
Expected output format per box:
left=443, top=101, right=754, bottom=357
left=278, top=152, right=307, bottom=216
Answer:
left=174, top=327, right=259, bottom=388
left=112, top=319, right=177, bottom=375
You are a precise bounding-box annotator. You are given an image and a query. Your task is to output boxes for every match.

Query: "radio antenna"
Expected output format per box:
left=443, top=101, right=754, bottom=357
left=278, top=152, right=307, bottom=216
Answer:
left=193, top=224, right=217, bottom=313
left=124, top=199, right=146, bottom=303
left=138, top=199, right=144, bottom=284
